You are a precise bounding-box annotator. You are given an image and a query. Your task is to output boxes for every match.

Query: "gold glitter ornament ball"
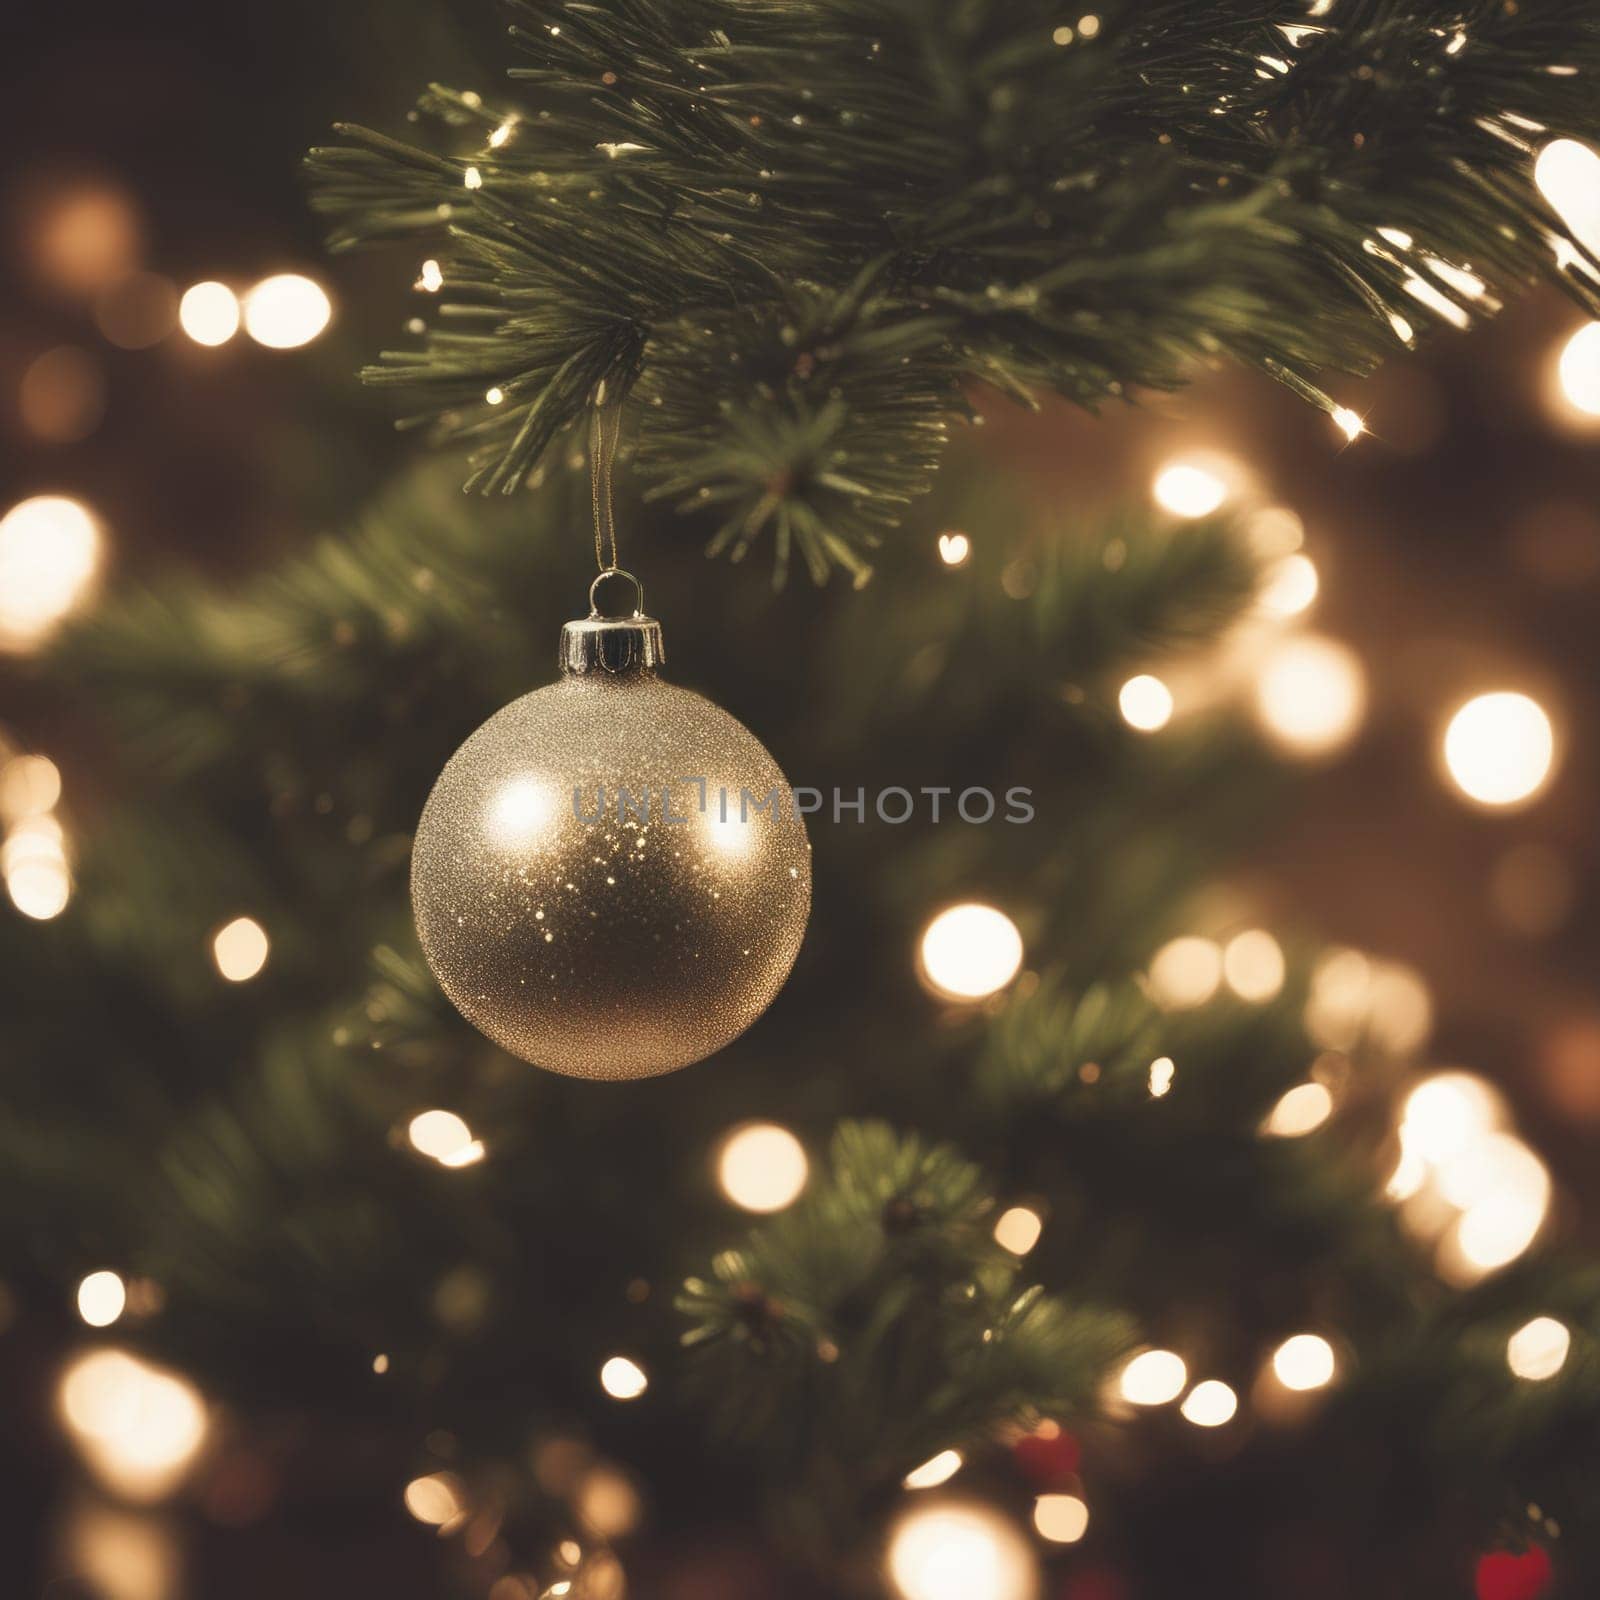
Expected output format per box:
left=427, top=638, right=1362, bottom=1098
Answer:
left=411, top=579, right=811, bottom=1081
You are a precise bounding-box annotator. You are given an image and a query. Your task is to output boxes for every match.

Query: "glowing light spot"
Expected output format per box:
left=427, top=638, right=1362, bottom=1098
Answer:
left=717, top=1123, right=808, bottom=1212
left=76, top=1271, right=127, bottom=1328
left=938, top=531, right=972, bottom=566
left=177, top=282, right=240, bottom=346
left=703, top=800, right=756, bottom=856
left=0, top=494, right=104, bottom=652
left=485, top=386, right=505, bottom=405
left=1032, top=1493, right=1089, bottom=1544
left=1442, top=692, right=1555, bottom=808
left=489, top=121, right=517, bottom=148
left=1051, top=25, right=1073, bottom=45
left=1555, top=323, right=1600, bottom=417
left=464, top=166, right=483, bottom=190
left=487, top=777, right=556, bottom=847
left=404, top=1472, right=465, bottom=1527
left=576, top=1466, right=642, bottom=1539
left=600, top=1356, right=648, bottom=1400
left=0, top=754, right=62, bottom=821
left=1147, top=936, right=1222, bottom=1010
left=1401, top=1072, right=1505, bottom=1164
left=1507, top=1317, right=1570, bottom=1381
left=1386, top=1144, right=1428, bottom=1202
left=242, top=274, right=332, bottom=349
left=1118, top=674, right=1173, bottom=732
left=1331, top=407, right=1365, bottom=442
left=1435, top=1131, right=1548, bottom=1213
left=993, top=1206, right=1043, bottom=1256
left=211, top=916, right=269, bottom=983
left=1153, top=459, right=1229, bottom=518
left=1263, top=1082, right=1334, bottom=1137
left=886, top=1501, right=1037, bottom=1600
left=1224, top=930, right=1285, bottom=1002
left=6, top=854, right=71, bottom=919
left=1271, top=1334, right=1335, bottom=1392
left=1254, top=635, right=1366, bottom=758
left=1259, top=553, right=1319, bottom=618
left=918, top=904, right=1024, bottom=1002
left=59, top=1350, right=208, bottom=1502
left=1118, top=1349, right=1187, bottom=1406
left=1076, top=15, right=1101, bottom=39
left=1455, top=1196, right=1547, bottom=1275
left=409, top=1109, right=486, bottom=1168
left=1536, top=139, right=1600, bottom=260
left=1180, top=1379, right=1238, bottom=1427
left=903, top=1449, right=964, bottom=1490
left=418, top=259, right=444, bottom=293
left=1148, top=1056, right=1176, bottom=1098
left=1246, top=506, right=1304, bottom=558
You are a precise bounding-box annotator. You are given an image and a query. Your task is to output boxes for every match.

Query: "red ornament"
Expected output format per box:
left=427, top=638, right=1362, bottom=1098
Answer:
left=1475, top=1547, right=1553, bottom=1600
left=1012, top=1422, right=1081, bottom=1486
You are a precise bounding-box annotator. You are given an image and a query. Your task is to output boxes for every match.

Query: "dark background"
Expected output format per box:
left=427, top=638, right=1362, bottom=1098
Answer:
left=5, top=3, right=1600, bottom=1595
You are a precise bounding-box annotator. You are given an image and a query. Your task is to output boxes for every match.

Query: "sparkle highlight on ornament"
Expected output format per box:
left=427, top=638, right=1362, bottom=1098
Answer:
left=178, top=281, right=240, bottom=346
left=77, top=1271, right=127, bottom=1328
left=886, top=1501, right=1037, bottom=1600
left=1272, top=1334, right=1335, bottom=1392
left=1507, top=1317, right=1571, bottom=1382
left=718, top=1122, right=808, bottom=1212
left=903, top=1450, right=964, bottom=1490
left=918, top=904, right=1024, bottom=1002
left=1119, top=674, right=1174, bottom=732
left=1180, top=1379, right=1238, bottom=1427
left=59, top=1350, right=208, bottom=1502
left=1032, top=1494, right=1089, bottom=1544
left=993, top=1206, right=1043, bottom=1256
left=1442, top=693, right=1555, bottom=808
left=212, top=916, right=269, bottom=982
left=600, top=1356, right=648, bottom=1400
left=242, top=274, right=332, bottom=349
left=0, top=494, right=104, bottom=652
left=487, top=777, right=557, bottom=847
left=1118, top=1349, right=1187, bottom=1406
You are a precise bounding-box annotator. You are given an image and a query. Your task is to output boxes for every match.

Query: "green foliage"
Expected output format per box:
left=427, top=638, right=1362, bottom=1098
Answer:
left=310, top=0, right=1600, bottom=578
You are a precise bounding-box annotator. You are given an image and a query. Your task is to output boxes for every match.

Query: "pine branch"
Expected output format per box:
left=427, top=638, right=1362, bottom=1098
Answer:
left=309, top=0, right=1600, bottom=578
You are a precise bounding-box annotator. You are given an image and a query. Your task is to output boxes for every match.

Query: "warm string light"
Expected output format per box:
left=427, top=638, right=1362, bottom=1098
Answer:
left=1117, top=1348, right=1187, bottom=1406
left=918, top=904, right=1024, bottom=1001
left=58, top=1349, right=209, bottom=1502
left=1118, top=674, right=1174, bottom=732
left=242, top=274, right=333, bottom=349
left=1441, top=692, right=1556, bottom=809
left=1152, top=455, right=1238, bottom=518
left=992, top=1206, right=1043, bottom=1256
left=76, top=1271, right=128, bottom=1329
left=1270, top=1333, right=1336, bottom=1392
left=1180, top=1379, right=1238, bottom=1427
left=599, top=1356, right=648, bottom=1400
left=408, top=1109, right=487, bottom=1168
left=1223, top=929, right=1285, bottom=1002
left=937, top=531, right=972, bottom=566
left=1387, top=1072, right=1551, bottom=1282
left=1031, top=1493, right=1088, bottom=1544
left=885, top=1501, right=1038, bottom=1600
left=717, top=1122, right=808, bottom=1212
left=178, top=282, right=241, bottom=346
left=211, top=916, right=270, bottom=982
left=1506, top=1317, right=1571, bottom=1382
left=903, top=1450, right=963, bottom=1490
left=1262, top=1081, right=1334, bottom=1138
left=3, top=749, right=73, bottom=921
left=0, top=494, right=105, bottom=653
left=1146, top=936, right=1222, bottom=1010
left=1552, top=322, right=1600, bottom=420
left=1253, top=634, right=1366, bottom=758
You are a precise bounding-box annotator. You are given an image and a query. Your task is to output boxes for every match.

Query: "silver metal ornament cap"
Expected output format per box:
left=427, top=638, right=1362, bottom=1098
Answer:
left=559, top=568, right=665, bottom=677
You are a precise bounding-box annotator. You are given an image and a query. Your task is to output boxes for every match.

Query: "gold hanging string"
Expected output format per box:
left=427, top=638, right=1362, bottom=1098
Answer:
left=589, top=386, right=622, bottom=576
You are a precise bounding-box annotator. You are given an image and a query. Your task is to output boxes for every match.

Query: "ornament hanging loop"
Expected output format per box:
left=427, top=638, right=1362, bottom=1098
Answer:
left=589, top=391, right=623, bottom=575
left=589, top=566, right=645, bottom=619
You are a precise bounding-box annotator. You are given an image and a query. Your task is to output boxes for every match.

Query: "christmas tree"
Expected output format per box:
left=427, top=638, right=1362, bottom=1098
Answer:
left=8, top=4, right=1600, bottom=1597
